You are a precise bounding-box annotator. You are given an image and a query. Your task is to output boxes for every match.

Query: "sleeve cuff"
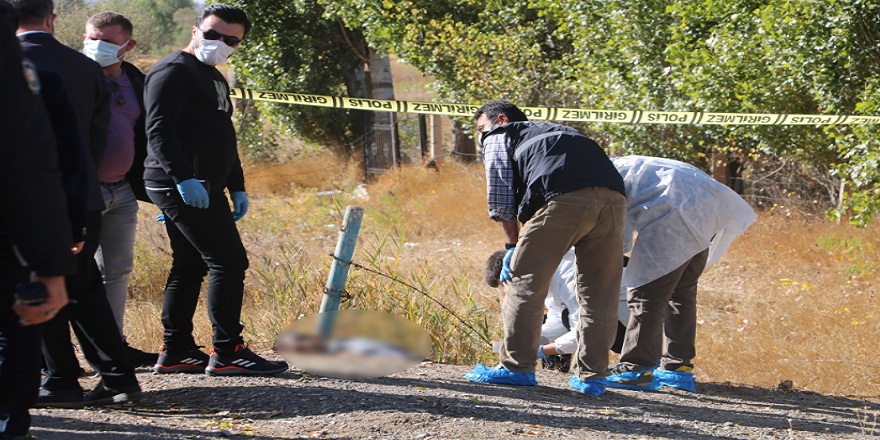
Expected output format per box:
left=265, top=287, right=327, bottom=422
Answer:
left=489, top=212, right=516, bottom=223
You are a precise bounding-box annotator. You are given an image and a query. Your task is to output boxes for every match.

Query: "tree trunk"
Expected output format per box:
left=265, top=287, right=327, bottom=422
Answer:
left=451, top=119, right=477, bottom=163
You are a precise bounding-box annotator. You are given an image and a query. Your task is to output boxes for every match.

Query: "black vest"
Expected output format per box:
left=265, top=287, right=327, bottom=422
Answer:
left=496, top=121, right=626, bottom=223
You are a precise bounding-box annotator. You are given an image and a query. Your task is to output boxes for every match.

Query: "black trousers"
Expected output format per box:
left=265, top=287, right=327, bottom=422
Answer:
left=0, top=252, right=41, bottom=437
left=148, top=186, right=248, bottom=354
left=41, top=212, right=135, bottom=391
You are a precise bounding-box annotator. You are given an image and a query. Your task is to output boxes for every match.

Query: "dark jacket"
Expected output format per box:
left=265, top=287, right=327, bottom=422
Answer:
left=19, top=31, right=110, bottom=213
left=120, top=61, right=149, bottom=202
left=499, top=121, right=626, bottom=223
left=37, top=68, right=90, bottom=242
left=144, top=51, right=244, bottom=192
left=0, top=5, right=75, bottom=277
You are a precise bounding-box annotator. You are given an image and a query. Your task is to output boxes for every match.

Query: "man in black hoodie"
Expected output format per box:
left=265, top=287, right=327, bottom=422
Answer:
left=144, top=3, right=286, bottom=376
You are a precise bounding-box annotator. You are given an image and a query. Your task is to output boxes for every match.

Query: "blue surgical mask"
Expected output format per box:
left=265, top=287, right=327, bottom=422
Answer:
left=82, top=39, right=129, bottom=67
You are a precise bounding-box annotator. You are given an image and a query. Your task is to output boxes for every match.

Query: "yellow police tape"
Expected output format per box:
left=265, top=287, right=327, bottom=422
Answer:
left=229, top=88, right=880, bottom=126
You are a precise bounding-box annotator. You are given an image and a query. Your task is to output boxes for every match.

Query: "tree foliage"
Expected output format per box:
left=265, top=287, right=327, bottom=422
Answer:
left=319, top=1, right=574, bottom=107
left=314, top=0, right=880, bottom=224
left=661, top=0, right=880, bottom=224
left=53, top=0, right=195, bottom=54
left=232, top=0, right=370, bottom=156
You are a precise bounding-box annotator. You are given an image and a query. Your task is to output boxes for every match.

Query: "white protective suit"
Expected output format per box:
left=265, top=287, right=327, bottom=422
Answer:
left=612, top=156, right=758, bottom=290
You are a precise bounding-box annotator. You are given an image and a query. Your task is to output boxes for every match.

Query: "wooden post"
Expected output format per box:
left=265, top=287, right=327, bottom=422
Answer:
left=418, top=114, right=429, bottom=159
left=429, top=114, right=442, bottom=160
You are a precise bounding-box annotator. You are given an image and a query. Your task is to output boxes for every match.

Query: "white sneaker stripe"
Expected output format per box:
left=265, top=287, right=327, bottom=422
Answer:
left=230, top=359, right=257, bottom=367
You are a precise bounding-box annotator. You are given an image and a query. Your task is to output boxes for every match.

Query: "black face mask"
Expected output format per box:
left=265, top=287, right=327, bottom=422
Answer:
left=477, top=116, right=502, bottom=149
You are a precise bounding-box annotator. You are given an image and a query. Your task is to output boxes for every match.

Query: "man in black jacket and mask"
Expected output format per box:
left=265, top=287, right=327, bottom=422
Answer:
left=144, top=3, right=286, bottom=376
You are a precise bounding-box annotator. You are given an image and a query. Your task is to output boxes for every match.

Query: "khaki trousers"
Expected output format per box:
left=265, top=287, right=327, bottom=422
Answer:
left=619, top=248, right=709, bottom=371
left=499, top=187, right=626, bottom=380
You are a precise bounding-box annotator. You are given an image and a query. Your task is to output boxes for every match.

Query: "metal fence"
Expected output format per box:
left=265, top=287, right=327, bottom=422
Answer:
left=363, top=113, right=439, bottom=179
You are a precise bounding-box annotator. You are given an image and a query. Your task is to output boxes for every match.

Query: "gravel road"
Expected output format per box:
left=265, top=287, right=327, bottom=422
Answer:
left=28, top=360, right=880, bottom=439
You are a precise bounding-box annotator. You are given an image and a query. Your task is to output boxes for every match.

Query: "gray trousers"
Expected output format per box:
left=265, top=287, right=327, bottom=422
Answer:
left=619, top=248, right=709, bottom=371
left=96, top=179, right=139, bottom=337
left=499, top=187, right=626, bottom=380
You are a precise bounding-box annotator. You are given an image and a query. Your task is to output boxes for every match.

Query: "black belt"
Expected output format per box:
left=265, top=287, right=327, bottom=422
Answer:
left=100, top=180, right=126, bottom=188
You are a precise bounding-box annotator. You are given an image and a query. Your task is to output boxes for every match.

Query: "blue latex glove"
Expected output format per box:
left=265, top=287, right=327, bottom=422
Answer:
left=176, top=178, right=210, bottom=209
left=538, top=345, right=548, bottom=360
left=500, top=247, right=515, bottom=283
left=230, top=191, right=249, bottom=222
left=156, top=213, right=166, bottom=224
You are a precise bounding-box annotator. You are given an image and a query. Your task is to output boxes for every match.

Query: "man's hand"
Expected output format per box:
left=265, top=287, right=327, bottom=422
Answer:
left=13, top=275, right=67, bottom=326
left=230, top=191, right=249, bottom=222
left=538, top=344, right=549, bottom=360
left=176, top=178, right=210, bottom=209
left=501, top=247, right=515, bottom=283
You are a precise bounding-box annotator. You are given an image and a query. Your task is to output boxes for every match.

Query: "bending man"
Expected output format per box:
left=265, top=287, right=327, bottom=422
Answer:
left=465, top=100, right=626, bottom=396
left=605, top=155, right=757, bottom=392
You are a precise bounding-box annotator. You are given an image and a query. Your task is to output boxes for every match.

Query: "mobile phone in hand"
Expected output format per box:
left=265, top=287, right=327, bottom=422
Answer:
left=14, top=281, right=47, bottom=306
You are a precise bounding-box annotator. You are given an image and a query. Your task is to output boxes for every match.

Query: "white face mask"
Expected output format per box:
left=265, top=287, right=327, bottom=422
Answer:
left=82, top=39, right=129, bottom=67
left=193, top=39, right=236, bottom=66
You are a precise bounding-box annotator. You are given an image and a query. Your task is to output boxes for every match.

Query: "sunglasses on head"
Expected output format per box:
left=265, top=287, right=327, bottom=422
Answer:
left=199, top=27, right=241, bottom=47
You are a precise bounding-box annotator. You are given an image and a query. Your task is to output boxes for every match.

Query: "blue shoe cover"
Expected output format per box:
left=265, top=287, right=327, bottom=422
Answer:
left=605, top=369, right=658, bottom=391
left=464, top=363, right=537, bottom=386
left=569, top=375, right=606, bottom=396
left=654, top=368, right=696, bottom=392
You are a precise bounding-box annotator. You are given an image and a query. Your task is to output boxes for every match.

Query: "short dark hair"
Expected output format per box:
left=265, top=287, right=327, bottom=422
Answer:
left=484, top=250, right=506, bottom=288
left=474, top=100, right=529, bottom=123
left=8, top=0, right=53, bottom=26
left=197, top=3, right=251, bottom=37
left=87, top=11, right=133, bottom=36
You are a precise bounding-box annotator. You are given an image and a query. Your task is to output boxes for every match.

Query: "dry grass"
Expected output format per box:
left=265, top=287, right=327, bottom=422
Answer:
left=241, top=154, right=363, bottom=194
left=126, top=151, right=880, bottom=398
left=698, top=212, right=880, bottom=398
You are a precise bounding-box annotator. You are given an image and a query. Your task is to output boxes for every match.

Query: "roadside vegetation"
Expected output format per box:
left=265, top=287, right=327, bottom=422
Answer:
left=127, top=155, right=880, bottom=399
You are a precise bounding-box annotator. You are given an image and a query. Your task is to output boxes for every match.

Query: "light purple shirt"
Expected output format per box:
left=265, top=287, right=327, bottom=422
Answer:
left=98, top=71, right=140, bottom=183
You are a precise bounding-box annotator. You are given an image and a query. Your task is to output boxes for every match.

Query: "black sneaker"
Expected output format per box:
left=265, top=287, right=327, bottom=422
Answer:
left=34, top=387, right=84, bottom=409
left=84, top=382, right=143, bottom=406
left=125, top=343, right=159, bottom=368
left=541, top=353, right=573, bottom=373
left=605, top=363, right=657, bottom=391
left=153, top=346, right=209, bottom=374
left=205, top=344, right=288, bottom=376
